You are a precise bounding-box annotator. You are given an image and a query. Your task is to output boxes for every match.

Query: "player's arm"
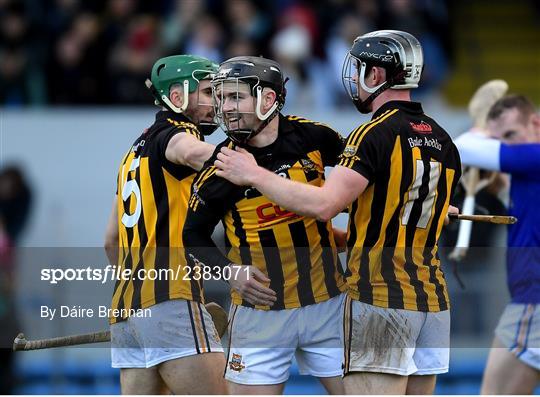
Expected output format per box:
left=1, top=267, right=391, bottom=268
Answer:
left=454, top=131, right=501, bottom=171
left=215, top=146, right=367, bottom=222
left=311, top=123, right=349, bottom=246
left=455, top=132, right=540, bottom=178
left=215, top=121, right=383, bottom=221
left=499, top=144, right=540, bottom=178
left=104, top=196, right=119, bottom=266
left=165, top=132, right=215, bottom=171
left=182, top=171, right=277, bottom=306
left=182, top=206, right=230, bottom=270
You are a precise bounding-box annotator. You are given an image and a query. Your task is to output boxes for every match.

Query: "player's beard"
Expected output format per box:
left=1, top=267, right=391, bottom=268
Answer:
left=190, top=105, right=218, bottom=135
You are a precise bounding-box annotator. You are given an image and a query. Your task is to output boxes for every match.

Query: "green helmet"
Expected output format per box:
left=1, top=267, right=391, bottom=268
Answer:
left=145, top=55, right=218, bottom=113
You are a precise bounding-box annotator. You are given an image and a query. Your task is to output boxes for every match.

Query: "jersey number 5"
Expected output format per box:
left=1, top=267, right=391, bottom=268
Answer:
left=121, top=156, right=141, bottom=228
left=401, top=159, right=441, bottom=229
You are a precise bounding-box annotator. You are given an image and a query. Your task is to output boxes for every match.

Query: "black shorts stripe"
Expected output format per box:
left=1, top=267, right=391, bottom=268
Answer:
left=224, top=305, right=238, bottom=377
left=343, top=295, right=353, bottom=375
left=197, top=302, right=212, bottom=353
left=186, top=300, right=201, bottom=354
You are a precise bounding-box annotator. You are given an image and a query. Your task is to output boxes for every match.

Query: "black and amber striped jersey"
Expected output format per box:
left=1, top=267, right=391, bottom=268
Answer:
left=110, top=111, right=205, bottom=324
left=183, top=114, right=347, bottom=310
left=337, top=101, right=461, bottom=312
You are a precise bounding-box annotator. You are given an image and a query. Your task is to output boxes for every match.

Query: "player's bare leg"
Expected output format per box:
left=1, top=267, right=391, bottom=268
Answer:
left=227, top=381, right=285, bottom=395
left=344, top=372, right=408, bottom=394
left=158, top=352, right=228, bottom=394
left=318, top=375, right=345, bottom=394
left=120, top=367, right=168, bottom=394
left=481, top=336, right=540, bottom=394
left=406, top=374, right=437, bottom=394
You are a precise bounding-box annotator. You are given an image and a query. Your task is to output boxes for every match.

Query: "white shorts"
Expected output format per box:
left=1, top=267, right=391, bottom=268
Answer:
left=343, top=296, right=450, bottom=376
left=111, top=299, right=223, bottom=368
left=495, top=303, right=540, bottom=370
left=225, top=293, right=345, bottom=385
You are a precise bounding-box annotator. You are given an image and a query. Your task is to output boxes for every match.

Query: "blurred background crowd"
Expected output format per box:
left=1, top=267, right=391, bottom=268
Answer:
left=1, top=0, right=540, bottom=394
left=0, top=0, right=455, bottom=108
left=3, top=0, right=539, bottom=109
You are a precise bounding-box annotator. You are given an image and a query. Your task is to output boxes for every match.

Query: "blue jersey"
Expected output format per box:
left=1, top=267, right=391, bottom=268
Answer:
left=500, top=144, right=540, bottom=303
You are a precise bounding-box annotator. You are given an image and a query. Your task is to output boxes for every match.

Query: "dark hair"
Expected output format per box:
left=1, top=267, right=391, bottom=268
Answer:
left=487, top=94, right=536, bottom=123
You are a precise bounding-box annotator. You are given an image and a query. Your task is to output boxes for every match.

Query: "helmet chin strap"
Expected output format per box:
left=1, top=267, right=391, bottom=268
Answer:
left=243, top=86, right=279, bottom=141
left=359, top=62, right=386, bottom=94
left=355, top=63, right=406, bottom=114
left=255, top=86, right=279, bottom=120
left=160, top=80, right=190, bottom=113
left=198, top=122, right=218, bottom=135
left=146, top=78, right=218, bottom=135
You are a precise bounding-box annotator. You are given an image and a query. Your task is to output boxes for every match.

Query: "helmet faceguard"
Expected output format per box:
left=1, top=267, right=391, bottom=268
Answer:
left=342, top=30, right=423, bottom=113
left=211, top=56, right=287, bottom=144
left=146, top=55, right=219, bottom=135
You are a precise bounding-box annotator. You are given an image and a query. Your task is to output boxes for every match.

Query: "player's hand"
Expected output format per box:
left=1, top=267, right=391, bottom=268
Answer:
left=333, top=227, right=347, bottom=253
left=215, top=147, right=260, bottom=186
left=228, top=265, right=277, bottom=306
left=445, top=205, right=459, bottom=225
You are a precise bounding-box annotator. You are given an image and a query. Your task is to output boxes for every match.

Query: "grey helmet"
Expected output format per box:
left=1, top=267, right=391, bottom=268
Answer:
left=342, top=30, right=424, bottom=113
